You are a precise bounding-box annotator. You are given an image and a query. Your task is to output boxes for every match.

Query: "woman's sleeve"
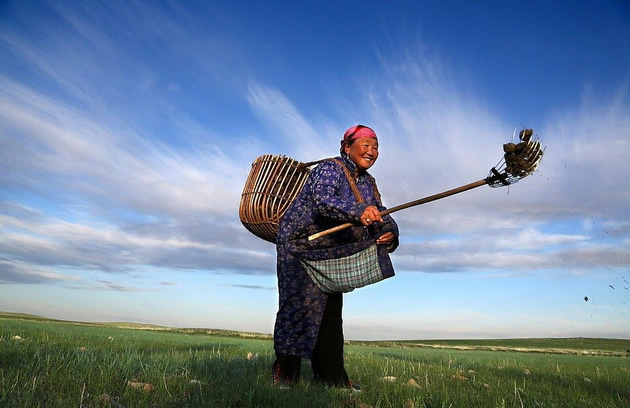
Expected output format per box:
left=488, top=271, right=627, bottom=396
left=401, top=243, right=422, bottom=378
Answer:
left=310, top=162, right=367, bottom=222
left=380, top=213, right=400, bottom=253
left=373, top=188, right=400, bottom=253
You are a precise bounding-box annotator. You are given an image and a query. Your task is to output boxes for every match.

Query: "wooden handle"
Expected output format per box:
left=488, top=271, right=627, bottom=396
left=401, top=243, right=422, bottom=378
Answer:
left=307, top=178, right=488, bottom=241
left=307, top=222, right=355, bottom=241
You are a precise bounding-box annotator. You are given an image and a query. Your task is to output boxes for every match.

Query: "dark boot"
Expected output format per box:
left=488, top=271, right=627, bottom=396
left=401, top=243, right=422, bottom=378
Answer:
left=311, top=293, right=351, bottom=387
left=272, top=354, right=302, bottom=385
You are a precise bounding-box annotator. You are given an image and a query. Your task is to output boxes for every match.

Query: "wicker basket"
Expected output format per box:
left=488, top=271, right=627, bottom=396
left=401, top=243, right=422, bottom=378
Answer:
left=239, top=154, right=319, bottom=243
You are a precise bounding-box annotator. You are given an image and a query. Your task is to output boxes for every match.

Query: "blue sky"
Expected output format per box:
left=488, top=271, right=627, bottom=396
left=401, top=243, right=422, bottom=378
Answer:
left=1, top=0, right=629, bottom=340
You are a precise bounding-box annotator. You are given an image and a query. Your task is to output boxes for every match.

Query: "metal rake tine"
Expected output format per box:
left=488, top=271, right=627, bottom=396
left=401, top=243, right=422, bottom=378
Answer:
left=521, top=139, right=539, bottom=158
left=527, top=140, right=542, bottom=160
left=522, top=142, right=543, bottom=174
left=521, top=141, right=539, bottom=163
left=527, top=148, right=544, bottom=173
left=520, top=142, right=537, bottom=163
left=529, top=140, right=542, bottom=158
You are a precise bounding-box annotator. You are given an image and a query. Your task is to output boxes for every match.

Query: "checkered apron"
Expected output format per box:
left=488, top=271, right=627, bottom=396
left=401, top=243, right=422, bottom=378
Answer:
left=301, top=244, right=383, bottom=293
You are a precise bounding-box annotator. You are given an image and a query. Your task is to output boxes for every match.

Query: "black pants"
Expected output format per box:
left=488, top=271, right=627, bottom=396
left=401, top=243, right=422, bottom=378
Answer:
left=273, top=293, right=349, bottom=386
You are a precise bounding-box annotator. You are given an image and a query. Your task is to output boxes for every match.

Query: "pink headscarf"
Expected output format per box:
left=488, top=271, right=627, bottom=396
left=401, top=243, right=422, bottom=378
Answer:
left=340, top=125, right=378, bottom=156
left=343, top=125, right=378, bottom=142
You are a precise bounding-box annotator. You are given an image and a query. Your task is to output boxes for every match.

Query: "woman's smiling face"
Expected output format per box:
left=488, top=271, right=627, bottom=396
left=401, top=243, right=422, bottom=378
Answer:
left=344, top=137, right=379, bottom=171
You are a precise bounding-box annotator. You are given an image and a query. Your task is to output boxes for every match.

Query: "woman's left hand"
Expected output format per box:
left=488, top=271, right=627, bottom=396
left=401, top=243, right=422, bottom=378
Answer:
left=376, top=232, right=395, bottom=245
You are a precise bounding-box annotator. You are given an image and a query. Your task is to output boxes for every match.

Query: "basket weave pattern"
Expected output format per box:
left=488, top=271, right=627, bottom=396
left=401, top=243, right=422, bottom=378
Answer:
left=239, top=155, right=311, bottom=243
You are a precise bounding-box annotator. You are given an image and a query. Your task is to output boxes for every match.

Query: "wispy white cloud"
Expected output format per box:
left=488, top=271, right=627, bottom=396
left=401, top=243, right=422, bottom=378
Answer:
left=394, top=226, right=628, bottom=273
left=0, top=76, right=246, bottom=217
left=493, top=227, right=588, bottom=250
left=0, top=208, right=274, bottom=275
left=0, top=259, right=80, bottom=284
left=66, top=279, right=156, bottom=292
left=219, top=283, right=276, bottom=291
left=246, top=81, right=331, bottom=160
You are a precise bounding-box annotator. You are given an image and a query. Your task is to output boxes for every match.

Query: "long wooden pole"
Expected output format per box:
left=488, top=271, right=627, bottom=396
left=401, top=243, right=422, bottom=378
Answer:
left=307, top=178, right=489, bottom=241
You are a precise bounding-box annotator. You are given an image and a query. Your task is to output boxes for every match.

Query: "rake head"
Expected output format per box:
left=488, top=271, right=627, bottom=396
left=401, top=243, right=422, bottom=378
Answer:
left=487, top=128, right=544, bottom=187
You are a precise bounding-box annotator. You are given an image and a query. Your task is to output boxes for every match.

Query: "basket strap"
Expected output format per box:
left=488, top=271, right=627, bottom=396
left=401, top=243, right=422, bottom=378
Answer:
left=310, top=157, right=382, bottom=206
left=366, top=173, right=382, bottom=204
left=299, top=158, right=333, bottom=169
left=330, top=158, right=365, bottom=204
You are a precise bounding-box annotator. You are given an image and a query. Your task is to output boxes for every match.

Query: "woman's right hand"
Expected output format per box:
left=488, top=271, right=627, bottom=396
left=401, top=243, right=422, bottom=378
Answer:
left=359, top=205, right=383, bottom=226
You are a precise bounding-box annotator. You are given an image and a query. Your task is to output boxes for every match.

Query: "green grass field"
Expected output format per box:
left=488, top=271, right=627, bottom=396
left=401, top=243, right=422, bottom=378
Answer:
left=1, top=312, right=628, bottom=408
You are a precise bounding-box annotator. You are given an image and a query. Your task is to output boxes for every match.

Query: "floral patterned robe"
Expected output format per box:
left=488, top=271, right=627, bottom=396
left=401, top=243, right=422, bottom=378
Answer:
left=274, top=155, right=399, bottom=358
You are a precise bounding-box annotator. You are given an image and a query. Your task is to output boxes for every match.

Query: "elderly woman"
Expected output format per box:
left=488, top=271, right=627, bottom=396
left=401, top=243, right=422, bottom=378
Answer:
left=273, top=125, right=399, bottom=389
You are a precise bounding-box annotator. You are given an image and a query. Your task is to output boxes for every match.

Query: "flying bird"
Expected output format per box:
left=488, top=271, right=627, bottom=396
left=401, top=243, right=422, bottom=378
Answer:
left=584, top=296, right=588, bottom=302
left=609, top=285, right=615, bottom=289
